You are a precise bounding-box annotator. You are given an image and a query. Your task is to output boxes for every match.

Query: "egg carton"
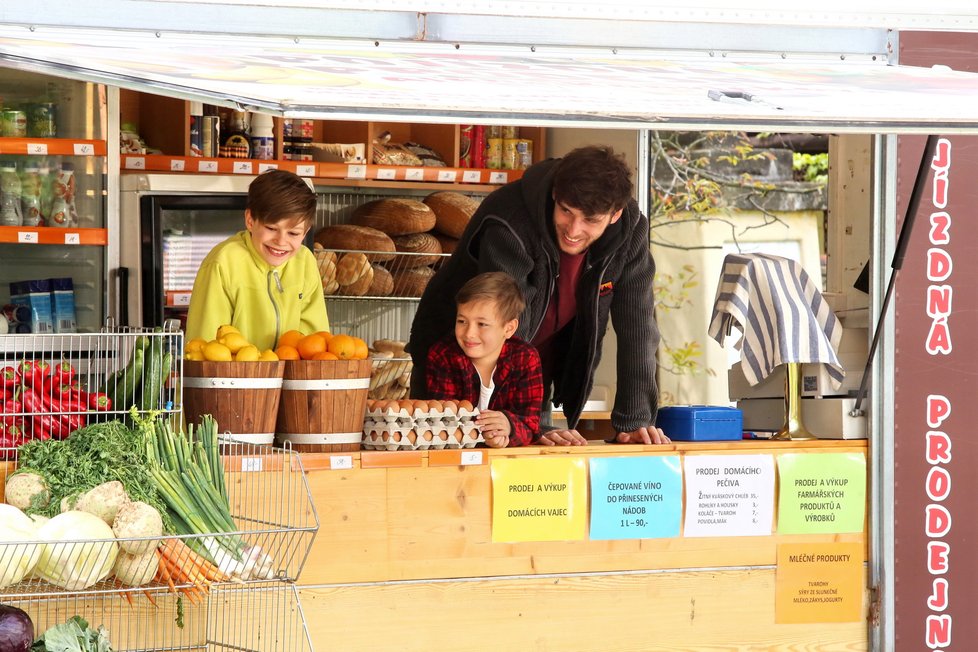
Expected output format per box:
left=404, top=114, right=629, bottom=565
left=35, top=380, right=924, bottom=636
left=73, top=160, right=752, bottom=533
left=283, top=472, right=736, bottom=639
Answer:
left=365, top=399, right=480, bottom=427
left=362, top=422, right=483, bottom=451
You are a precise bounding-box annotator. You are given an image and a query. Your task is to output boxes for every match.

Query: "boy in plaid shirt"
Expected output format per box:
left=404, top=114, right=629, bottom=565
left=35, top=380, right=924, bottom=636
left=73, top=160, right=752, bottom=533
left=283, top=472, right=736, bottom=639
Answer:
left=426, top=272, right=543, bottom=447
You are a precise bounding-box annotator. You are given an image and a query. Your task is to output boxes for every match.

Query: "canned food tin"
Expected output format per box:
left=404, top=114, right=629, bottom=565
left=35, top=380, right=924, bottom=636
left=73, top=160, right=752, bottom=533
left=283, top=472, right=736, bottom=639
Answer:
left=486, top=125, right=502, bottom=139
left=29, top=103, right=57, bottom=138
left=501, top=138, right=519, bottom=170
left=458, top=125, right=474, bottom=167
left=486, top=138, right=503, bottom=169
left=1, top=109, right=27, bottom=137
left=472, top=125, right=486, bottom=168
left=501, top=126, right=519, bottom=139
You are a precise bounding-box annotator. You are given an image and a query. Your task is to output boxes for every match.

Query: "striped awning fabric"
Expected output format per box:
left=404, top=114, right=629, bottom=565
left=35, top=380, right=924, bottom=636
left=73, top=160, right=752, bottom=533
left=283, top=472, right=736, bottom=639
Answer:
left=708, top=253, right=844, bottom=388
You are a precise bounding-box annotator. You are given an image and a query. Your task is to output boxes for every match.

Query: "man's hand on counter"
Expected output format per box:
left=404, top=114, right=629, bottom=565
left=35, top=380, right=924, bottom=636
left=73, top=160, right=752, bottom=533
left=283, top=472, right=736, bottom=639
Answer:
left=537, top=429, right=589, bottom=446
left=614, top=426, right=671, bottom=445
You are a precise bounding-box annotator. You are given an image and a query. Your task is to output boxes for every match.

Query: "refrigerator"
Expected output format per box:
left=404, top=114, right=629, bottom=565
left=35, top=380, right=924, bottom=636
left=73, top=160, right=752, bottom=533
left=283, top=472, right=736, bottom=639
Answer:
left=119, top=174, right=250, bottom=328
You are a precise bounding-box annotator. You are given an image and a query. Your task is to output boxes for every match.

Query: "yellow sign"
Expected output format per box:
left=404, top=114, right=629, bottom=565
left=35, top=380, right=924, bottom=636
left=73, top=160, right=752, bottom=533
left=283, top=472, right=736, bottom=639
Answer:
left=775, top=542, right=864, bottom=623
left=490, top=457, right=587, bottom=542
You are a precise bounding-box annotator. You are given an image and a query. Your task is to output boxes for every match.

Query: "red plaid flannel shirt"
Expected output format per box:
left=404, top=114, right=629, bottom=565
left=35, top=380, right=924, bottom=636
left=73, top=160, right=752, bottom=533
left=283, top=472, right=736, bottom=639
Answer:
left=425, top=336, right=543, bottom=447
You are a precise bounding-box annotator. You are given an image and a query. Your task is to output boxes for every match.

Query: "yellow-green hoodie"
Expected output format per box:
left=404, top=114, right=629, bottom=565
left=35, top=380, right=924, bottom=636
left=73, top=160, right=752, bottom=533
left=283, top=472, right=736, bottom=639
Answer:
left=186, top=231, right=329, bottom=351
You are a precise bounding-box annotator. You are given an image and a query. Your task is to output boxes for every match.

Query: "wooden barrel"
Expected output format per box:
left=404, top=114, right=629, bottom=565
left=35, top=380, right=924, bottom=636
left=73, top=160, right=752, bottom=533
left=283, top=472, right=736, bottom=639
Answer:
left=276, top=359, right=372, bottom=452
left=183, top=360, right=285, bottom=445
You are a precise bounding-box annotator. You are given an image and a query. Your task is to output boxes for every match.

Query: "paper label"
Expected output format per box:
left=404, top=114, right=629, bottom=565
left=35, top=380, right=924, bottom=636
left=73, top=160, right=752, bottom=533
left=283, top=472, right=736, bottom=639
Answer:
left=124, top=157, right=146, bottom=170
left=169, top=159, right=186, bottom=171
left=330, top=455, right=354, bottom=470
left=73, top=143, right=95, bottom=156
left=64, top=233, right=81, bottom=245
left=26, top=143, right=48, bottom=155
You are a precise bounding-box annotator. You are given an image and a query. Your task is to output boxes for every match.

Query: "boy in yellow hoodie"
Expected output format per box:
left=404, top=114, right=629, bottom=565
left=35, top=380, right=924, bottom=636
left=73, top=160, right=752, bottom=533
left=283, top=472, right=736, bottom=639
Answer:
left=186, top=169, right=329, bottom=351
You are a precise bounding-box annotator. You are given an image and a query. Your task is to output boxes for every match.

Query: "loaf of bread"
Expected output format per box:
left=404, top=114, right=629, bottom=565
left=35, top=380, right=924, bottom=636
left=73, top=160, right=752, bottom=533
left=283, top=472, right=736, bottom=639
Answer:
left=313, top=247, right=338, bottom=289
left=433, top=232, right=460, bottom=255
left=392, top=266, right=435, bottom=297
left=392, top=232, right=442, bottom=268
left=351, top=198, right=436, bottom=236
left=338, top=263, right=375, bottom=296
left=424, top=191, right=480, bottom=239
left=335, top=252, right=371, bottom=286
left=314, top=224, right=396, bottom=262
left=373, top=339, right=407, bottom=357
left=367, top=264, right=394, bottom=296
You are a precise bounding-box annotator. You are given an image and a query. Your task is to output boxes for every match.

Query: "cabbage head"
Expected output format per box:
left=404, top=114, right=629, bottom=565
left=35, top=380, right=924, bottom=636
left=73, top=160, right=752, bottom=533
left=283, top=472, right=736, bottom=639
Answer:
left=35, top=511, right=119, bottom=590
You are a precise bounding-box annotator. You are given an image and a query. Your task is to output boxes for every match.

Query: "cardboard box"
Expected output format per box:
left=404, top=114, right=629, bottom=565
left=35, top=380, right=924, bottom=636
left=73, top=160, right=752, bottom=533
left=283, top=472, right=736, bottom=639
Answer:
left=736, top=397, right=868, bottom=439
left=727, top=327, right=868, bottom=400
left=655, top=405, right=743, bottom=441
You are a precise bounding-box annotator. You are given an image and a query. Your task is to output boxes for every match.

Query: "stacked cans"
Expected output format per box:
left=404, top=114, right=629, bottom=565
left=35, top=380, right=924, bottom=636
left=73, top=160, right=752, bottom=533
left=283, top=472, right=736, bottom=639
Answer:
left=283, top=119, right=314, bottom=161
left=459, top=125, right=532, bottom=170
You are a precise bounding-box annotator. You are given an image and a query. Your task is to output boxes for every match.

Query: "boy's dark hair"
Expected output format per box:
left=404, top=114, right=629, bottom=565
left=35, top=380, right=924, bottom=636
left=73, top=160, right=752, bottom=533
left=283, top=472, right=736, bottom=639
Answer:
left=247, top=169, right=316, bottom=226
left=456, top=272, right=525, bottom=322
left=552, top=145, right=633, bottom=216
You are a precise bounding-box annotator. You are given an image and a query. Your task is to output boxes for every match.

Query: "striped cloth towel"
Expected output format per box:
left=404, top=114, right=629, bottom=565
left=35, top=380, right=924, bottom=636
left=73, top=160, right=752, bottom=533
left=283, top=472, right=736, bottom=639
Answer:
left=708, top=253, right=844, bottom=388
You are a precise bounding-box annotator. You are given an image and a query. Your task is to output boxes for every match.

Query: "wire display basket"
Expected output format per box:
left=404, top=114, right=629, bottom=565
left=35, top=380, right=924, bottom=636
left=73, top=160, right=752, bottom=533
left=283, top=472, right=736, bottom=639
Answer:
left=1, top=582, right=314, bottom=651
left=0, top=327, right=182, bottom=458
left=315, top=247, right=447, bottom=299
left=1, top=439, right=319, bottom=597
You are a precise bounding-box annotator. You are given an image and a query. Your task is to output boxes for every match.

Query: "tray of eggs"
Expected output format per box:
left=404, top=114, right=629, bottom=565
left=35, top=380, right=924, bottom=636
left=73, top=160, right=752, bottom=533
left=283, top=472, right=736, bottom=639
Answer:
left=363, top=399, right=484, bottom=450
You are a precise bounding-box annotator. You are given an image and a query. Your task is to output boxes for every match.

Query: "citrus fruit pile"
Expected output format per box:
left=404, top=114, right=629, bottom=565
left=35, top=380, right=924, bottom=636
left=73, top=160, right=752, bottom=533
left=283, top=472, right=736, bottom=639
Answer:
left=274, top=329, right=370, bottom=361
left=184, top=325, right=280, bottom=362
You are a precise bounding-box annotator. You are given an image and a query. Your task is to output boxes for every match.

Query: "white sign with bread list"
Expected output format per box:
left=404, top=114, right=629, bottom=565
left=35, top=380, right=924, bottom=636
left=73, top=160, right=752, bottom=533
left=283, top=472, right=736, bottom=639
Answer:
left=683, top=454, right=775, bottom=537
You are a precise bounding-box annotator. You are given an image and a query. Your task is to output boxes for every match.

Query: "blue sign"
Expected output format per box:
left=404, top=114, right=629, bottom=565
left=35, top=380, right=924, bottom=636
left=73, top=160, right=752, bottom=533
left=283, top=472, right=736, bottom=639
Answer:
left=589, top=456, right=682, bottom=540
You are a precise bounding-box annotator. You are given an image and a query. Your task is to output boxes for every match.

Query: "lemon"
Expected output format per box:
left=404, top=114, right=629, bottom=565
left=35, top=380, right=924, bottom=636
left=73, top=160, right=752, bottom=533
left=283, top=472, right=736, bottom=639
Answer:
left=220, top=332, right=250, bottom=354
left=185, top=350, right=205, bottom=361
left=185, top=337, right=207, bottom=354
left=203, top=340, right=232, bottom=362
left=235, top=345, right=261, bottom=362
left=258, top=349, right=279, bottom=362
left=216, top=324, right=240, bottom=340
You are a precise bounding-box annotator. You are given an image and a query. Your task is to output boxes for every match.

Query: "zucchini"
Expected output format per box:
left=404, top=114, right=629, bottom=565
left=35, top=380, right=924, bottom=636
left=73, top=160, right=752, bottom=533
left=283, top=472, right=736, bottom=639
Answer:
left=106, top=335, right=149, bottom=410
left=140, top=334, right=166, bottom=411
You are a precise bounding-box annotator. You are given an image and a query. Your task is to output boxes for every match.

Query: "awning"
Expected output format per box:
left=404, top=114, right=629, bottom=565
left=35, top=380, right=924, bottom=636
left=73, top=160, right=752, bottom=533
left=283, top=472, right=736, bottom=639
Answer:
left=1, top=24, right=978, bottom=133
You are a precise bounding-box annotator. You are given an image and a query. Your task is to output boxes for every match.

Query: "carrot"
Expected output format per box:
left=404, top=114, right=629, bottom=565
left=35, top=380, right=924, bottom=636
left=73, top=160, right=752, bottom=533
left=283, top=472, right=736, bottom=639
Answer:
left=142, top=590, right=158, bottom=607
left=156, top=549, right=177, bottom=594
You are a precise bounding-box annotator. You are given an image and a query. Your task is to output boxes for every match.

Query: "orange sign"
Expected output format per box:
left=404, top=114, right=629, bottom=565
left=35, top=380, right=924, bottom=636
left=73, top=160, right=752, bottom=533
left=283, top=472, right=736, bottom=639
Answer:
left=775, top=542, right=864, bottom=624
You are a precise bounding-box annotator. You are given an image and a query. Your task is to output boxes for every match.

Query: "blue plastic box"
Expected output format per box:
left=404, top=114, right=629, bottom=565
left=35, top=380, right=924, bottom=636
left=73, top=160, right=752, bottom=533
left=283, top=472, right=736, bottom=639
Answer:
left=655, top=405, right=743, bottom=441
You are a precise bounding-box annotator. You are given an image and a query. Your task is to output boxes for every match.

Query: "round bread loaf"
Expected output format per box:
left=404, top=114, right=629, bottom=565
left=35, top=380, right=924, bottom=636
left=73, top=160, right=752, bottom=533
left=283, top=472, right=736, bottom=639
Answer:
left=392, top=232, right=442, bottom=268
left=338, top=263, right=375, bottom=296
left=314, top=248, right=338, bottom=288
left=432, top=232, right=460, bottom=255
left=335, top=252, right=371, bottom=286
left=314, top=224, right=396, bottom=262
left=392, top=266, right=435, bottom=297
left=373, top=339, right=407, bottom=357
left=367, top=264, right=394, bottom=296
left=424, top=191, right=480, bottom=239
left=352, top=198, right=436, bottom=236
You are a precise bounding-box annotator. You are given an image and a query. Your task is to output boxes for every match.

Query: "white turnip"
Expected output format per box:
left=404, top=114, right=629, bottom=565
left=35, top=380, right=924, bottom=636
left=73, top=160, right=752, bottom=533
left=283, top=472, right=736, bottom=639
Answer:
left=111, top=501, right=163, bottom=555
left=113, top=550, right=159, bottom=587
left=3, top=472, right=49, bottom=511
left=74, top=480, right=130, bottom=526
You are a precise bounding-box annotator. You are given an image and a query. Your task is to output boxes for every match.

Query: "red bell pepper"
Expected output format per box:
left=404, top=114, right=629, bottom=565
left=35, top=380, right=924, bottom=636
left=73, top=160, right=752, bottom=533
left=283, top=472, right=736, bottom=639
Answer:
left=19, top=386, right=44, bottom=414
left=51, top=360, right=76, bottom=387
left=17, top=359, right=50, bottom=388
left=1, top=398, right=24, bottom=427
left=1, top=365, right=18, bottom=389
left=88, top=392, right=112, bottom=412
left=31, top=415, right=62, bottom=440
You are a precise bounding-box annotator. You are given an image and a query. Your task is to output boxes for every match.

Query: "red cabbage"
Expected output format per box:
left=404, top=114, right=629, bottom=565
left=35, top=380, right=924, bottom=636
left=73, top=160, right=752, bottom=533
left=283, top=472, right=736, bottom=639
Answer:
left=0, top=603, right=34, bottom=652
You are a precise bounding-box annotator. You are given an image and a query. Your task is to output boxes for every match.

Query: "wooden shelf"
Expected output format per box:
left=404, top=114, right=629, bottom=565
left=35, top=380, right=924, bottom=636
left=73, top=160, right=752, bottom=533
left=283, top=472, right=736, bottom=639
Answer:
left=0, top=138, right=105, bottom=156
left=0, top=226, right=107, bottom=246
left=121, top=154, right=524, bottom=187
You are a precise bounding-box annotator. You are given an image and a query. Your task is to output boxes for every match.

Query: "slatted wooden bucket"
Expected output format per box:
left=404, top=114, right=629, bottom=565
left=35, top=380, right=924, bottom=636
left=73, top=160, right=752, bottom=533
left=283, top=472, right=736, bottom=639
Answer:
left=276, top=359, right=372, bottom=452
left=183, top=360, right=285, bottom=445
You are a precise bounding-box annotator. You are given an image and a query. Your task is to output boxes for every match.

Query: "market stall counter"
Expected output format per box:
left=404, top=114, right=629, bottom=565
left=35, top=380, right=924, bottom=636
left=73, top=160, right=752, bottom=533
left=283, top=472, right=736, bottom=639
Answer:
left=295, top=440, right=869, bottom=651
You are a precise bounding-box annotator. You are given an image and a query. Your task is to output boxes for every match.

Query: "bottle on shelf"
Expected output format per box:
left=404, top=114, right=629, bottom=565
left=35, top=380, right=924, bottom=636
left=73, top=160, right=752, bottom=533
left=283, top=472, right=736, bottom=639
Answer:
left=189, top=101, right=203, bottom=157
left=0, top=162, right=24, bottom=226
left=48, top=162, right=77, bottom=228
left=250, top=112, right=274, bottom=160
left=20, top=162, right=44, bottom=226
left=219, top=110, right=251, bottom=158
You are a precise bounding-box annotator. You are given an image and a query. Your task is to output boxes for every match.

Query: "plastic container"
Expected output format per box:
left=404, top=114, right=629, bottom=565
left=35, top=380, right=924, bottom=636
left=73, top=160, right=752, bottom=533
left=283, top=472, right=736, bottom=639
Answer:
left=250, top=112, right=275, bottom=160
left=655, top=405, right=744, bottom=441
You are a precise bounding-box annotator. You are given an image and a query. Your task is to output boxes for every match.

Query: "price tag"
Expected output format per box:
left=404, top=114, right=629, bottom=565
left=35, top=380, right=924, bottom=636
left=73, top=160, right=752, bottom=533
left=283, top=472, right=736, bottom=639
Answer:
left=258, top=163, right=279, bottom=173
left=73, top=143, right=95, bottom=156
left=330, top=455, right=354, bottom=470
left=124, top=157, right=146, bottom=170
left=346, top=164, right=367, bottom=180
left=169, top=159, right=186, bottom=171
left=437, top=169, right=458, bottom=183
left=232, top=161, right=254, bottom=174
left=461, top=170, right=482, bottom=183
left=460, top=451, right=484, bottom=466
left=64, top=233, right=80, bottom=245
left=197, top=160, right=218, bottom=173
left=295, top=164, right=316, bottom=177
left=489, top=172, right=508, bottom=184
left=241, top=457, right=263, bottom=472
left=26, top=143, right=48, bottom=155
left=376, top=168, right=396, bottom=180
left=173, top=292, right=191, bottom=306
left=17, top=231, right=39, bottom=244
left=405, top=168, right=425, bottom=181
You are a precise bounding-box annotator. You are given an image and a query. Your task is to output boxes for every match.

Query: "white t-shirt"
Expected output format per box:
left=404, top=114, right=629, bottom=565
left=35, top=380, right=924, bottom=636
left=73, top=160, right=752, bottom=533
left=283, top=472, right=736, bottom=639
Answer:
left=477, top=366, right=496, bottom=411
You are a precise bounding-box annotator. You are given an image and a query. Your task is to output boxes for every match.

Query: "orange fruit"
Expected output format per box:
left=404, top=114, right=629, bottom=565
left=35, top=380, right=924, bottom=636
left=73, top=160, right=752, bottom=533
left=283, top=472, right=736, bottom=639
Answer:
left=275, top=345, right=300, bottom=361
left=352, top=337, right=369, bottom=360
left=277, top=329, right=305, bottom=349
left=311, top=351, right=339, bottom=360
left=327, top=333, right=358, bottom=360
left=296, top=333, right=328, bottom=360
left=314, top=330, right=333, bottom=344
